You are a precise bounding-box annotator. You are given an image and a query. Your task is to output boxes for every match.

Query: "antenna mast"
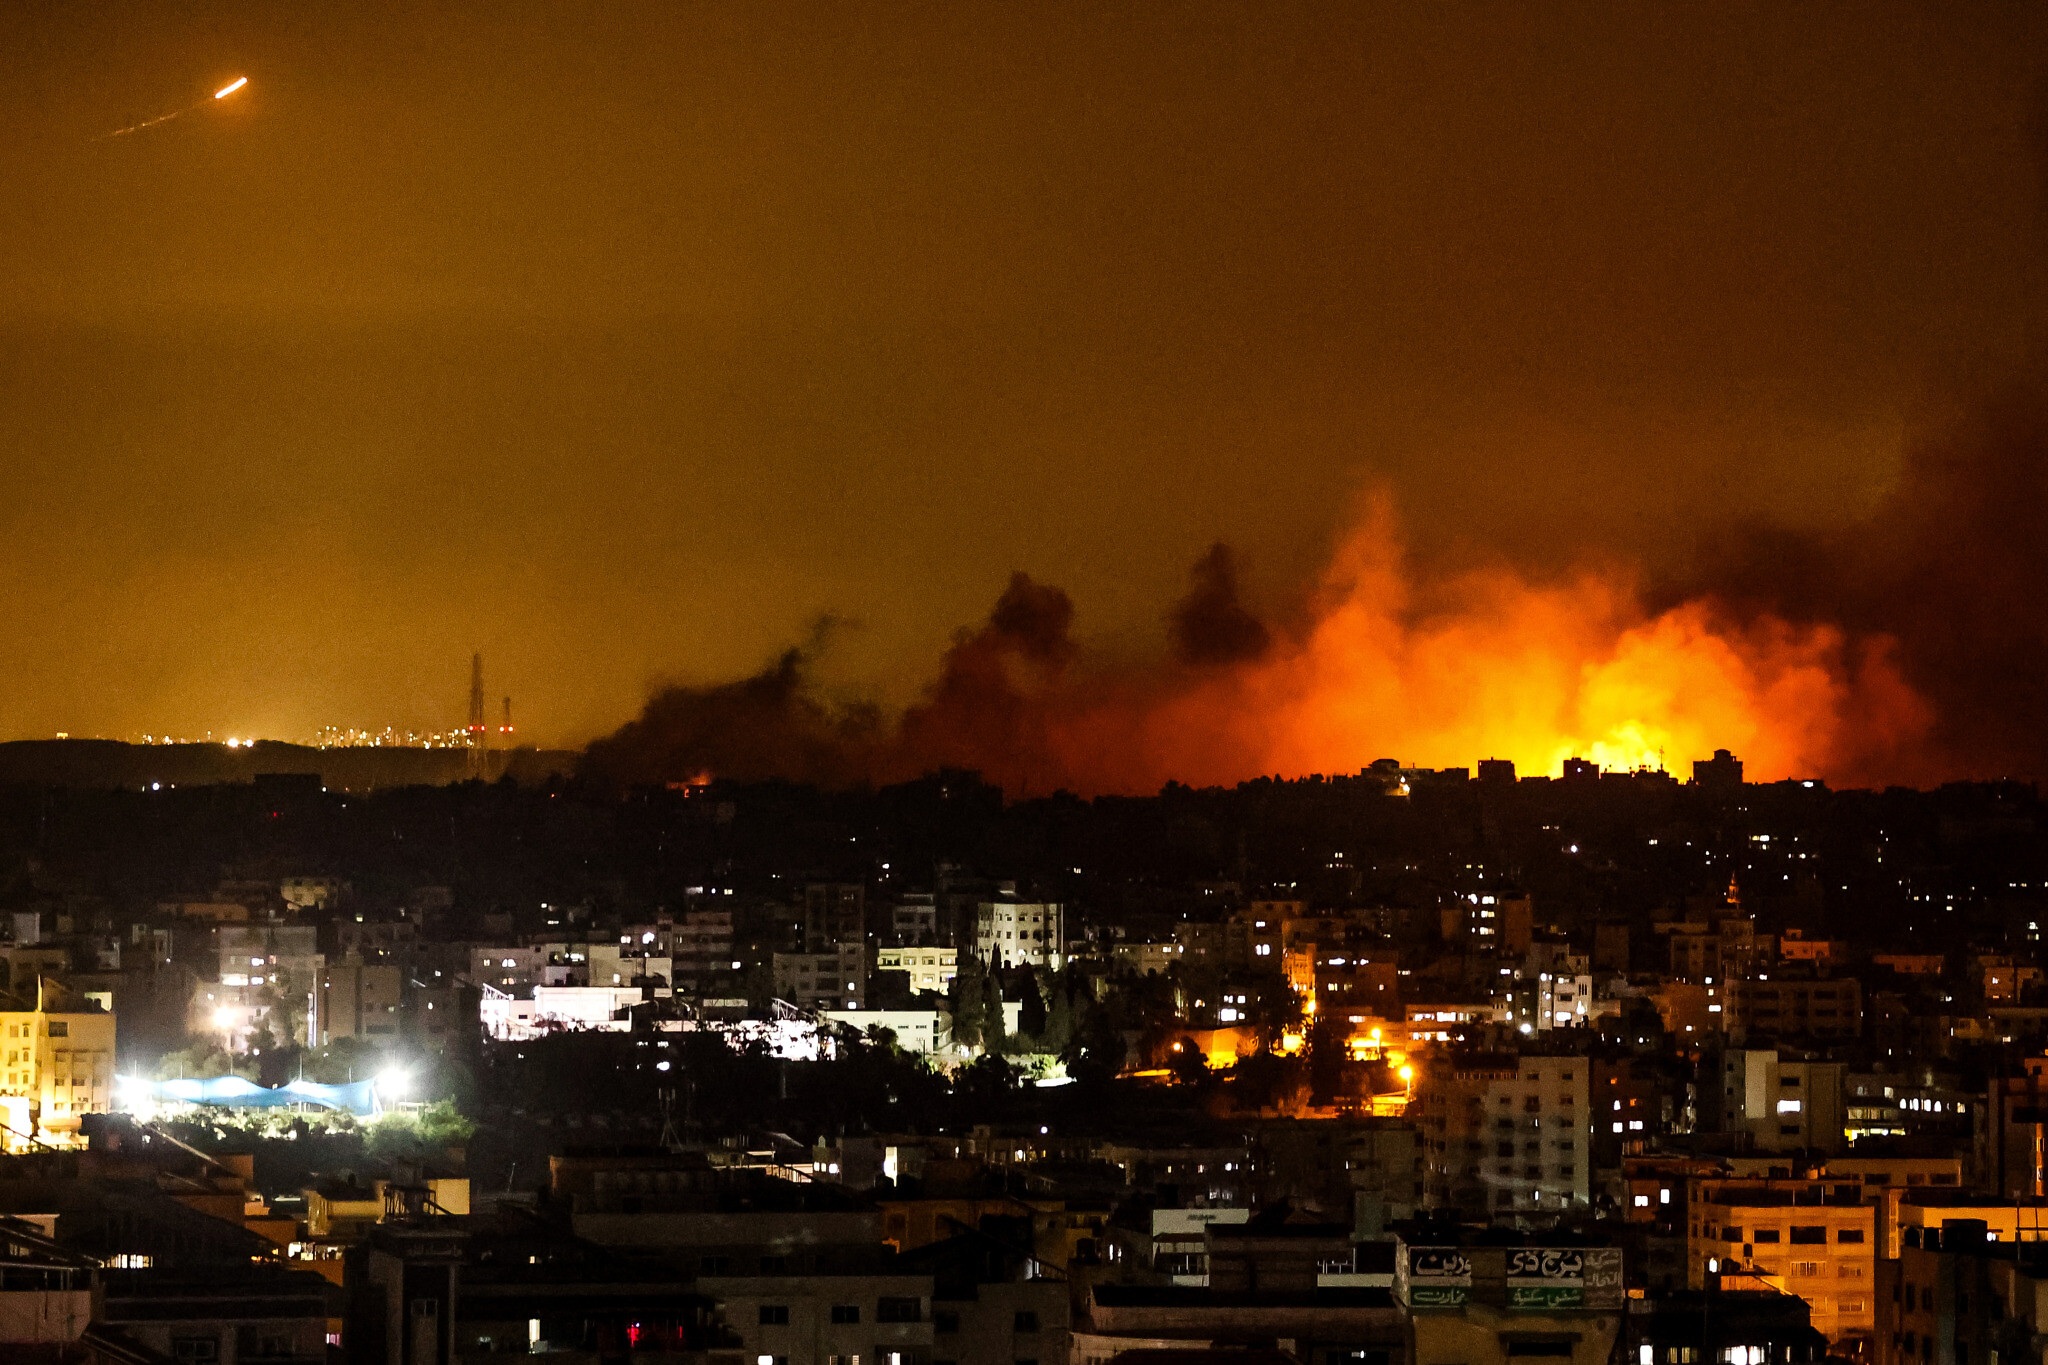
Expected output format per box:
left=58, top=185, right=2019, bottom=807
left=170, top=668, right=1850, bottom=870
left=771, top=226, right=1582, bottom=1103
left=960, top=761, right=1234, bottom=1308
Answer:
left=467, top=654, right=487, bottom=777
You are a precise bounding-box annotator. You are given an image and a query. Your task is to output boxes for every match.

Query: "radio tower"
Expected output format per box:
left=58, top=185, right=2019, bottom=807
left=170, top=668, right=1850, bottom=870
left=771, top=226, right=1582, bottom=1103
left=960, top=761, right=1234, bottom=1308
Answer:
left=467, top=653, right=487, bottom=777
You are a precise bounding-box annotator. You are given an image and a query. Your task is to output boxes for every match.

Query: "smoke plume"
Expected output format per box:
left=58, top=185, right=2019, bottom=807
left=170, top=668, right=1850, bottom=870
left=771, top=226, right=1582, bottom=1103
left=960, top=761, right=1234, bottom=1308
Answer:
left=1672, top=386, right=2048, bottom=780
left=580, top=645, right=880, bottom=788
left=590, top=397, right=2048, bottom=794
left=1171, top=543, right=1273, bottom=667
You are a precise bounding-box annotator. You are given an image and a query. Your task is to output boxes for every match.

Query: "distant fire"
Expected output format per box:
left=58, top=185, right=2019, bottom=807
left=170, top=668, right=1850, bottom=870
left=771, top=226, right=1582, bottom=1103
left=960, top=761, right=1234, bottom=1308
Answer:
left=590, top=492, right=1939, bottom=795
left=1051, top=497, right=1933, bottom=791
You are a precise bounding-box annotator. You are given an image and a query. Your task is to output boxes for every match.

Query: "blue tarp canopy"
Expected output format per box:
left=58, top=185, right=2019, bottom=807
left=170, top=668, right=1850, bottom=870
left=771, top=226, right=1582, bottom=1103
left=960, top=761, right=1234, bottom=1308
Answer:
left=127, top=1076, right=380, bottom=1115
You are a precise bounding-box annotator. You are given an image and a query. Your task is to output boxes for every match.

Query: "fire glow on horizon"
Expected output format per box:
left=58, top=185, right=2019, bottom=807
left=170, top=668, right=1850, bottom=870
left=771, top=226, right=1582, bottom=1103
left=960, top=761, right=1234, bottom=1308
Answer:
left=591, top=489, right=1941, bottom=796
left=1044, top=496, right=1933, bottom=792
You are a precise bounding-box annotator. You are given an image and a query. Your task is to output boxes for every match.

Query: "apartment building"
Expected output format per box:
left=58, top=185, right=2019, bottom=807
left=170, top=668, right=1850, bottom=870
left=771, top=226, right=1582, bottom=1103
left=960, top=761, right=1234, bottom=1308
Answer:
left=469, top=944, right=545, bottom=992
left=1880, top=1220, right=2048, bottom=1365
left=702, top=1268, right=934, bottom=1365
left=1535, top=971, right=1595, bottom=1031
left=874, top=946, right=955, bottom=996
left=314, top=957, right=402, bottom=1044
left=1110, top=941, right=1184, bottom=977
left=804, top=883, right=867, bottom=953
left=1687, top=1174, right=1876, bottom=1350
left=1706, top=1049, right=1848, bottom=1155
left=671, top=909, right=738, bottom=992
left=1315, top=953, right=1400, bottom=1016
left=976, top=901, right=1064, bottom=970
left=214, top=923, right=323, bottom=989
left=587, top=942, right=672, bottom=987
left=888, top=895, right=941, bottom=946
left=774, top=946, right=868, bottom=1012
left=1417, top=1053, right=1591, bottom=1219
left=1727, top=974, right=1862, bottom=1043
left=0, top=988, right=116, bottom=1149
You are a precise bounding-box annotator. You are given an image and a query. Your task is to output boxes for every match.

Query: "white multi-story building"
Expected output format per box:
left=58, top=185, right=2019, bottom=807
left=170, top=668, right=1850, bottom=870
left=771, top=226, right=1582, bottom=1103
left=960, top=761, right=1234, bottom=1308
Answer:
left=975, top=901, right=1063, bottom=969
left=1417, top=1054, right=1591, bottom=1220
left=874, top=946, right=956, bottom=996
left=1536, top=972, right=1595, bottom=1030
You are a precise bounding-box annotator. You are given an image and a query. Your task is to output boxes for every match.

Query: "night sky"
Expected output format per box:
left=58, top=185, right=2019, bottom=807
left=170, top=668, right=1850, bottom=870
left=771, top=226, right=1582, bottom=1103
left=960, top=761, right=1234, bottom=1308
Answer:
left=3, top=6, right=2043, bottom=776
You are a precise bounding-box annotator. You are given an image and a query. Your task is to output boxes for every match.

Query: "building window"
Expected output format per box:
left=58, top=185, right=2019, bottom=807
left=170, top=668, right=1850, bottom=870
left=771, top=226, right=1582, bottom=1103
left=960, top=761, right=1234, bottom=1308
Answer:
left=1789, top=1227, right=1827, bottom=1245
left=758, top=1306, right=789, bottom=1325
left=877, top=1297, right=922, bottom=1323
left=1838, top=1228, right=1865, bottom=1243
left=933, top=1310, right=960, bottom=1334
left=831, top=1306, right=861, bottom=1324
left=1014, top=1310, right=1040, bottom=1333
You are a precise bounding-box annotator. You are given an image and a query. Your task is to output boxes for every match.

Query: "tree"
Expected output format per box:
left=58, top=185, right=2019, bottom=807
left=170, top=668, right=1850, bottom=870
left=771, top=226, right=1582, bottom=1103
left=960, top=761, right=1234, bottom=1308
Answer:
left=1243, top=970, right=1304, bottom=1044
left=1039, top=975, right=1077, bottom=1058
left=1168, top=1035, right=1209, bottom=1087
left=1065, top=1003, right=1125, bottom=1087
left=1307, top=1016, right=1346, bottom=1106
left=1016, top=970, right=1048, bottom=1045
left=365, top=1100, right=476, bottom=1162
left=955, top=1053, right=1021, bottom=1104
left=1231, top=1049, right=1307, bottom=1114
left=949, top=950, right=987, bottom=1049
left=980, top=968, right=1008, bottom=1054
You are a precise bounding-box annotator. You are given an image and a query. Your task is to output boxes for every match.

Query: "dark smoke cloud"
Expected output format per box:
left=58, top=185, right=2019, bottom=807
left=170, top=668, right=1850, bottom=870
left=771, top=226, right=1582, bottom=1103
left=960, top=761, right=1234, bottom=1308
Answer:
left=1676, top=386, right=2048, bottom=779
left=589, top=397, right=2048, bottom=798
left=580, top=644, right=879, bottom=788
left=896, top=573, right=1077, bottom=792
left=581, top=571, right=1087, bottom=794
left=1171, top=542, right=1272, bottom=666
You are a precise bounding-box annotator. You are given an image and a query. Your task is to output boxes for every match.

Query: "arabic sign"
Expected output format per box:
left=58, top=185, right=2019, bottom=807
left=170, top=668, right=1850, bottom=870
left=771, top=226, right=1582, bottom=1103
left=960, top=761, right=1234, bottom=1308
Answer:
left=1397, top=1243, right=1623, bottom=1311
left=1396, top=1246, right=1472, bottom=1308
left=1505, top=1246, right=1624, bottom=1311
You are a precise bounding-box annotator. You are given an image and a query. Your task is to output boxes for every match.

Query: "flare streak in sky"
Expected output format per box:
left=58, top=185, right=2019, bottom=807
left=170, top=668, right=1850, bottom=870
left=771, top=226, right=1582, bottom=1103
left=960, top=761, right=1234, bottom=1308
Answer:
left=101, top=75, right=247, bottom=139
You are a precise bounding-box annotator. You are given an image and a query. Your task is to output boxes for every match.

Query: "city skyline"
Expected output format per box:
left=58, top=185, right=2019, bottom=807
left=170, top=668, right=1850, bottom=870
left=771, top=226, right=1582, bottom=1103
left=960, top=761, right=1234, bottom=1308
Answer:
left=8, top=12, right=2048, bottom=1359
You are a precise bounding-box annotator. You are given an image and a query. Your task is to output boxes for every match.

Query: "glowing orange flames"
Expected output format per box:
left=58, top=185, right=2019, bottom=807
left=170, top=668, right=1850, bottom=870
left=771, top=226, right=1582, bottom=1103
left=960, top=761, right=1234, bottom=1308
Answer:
left=592, top=493, right=1942, bottom=795
left=1047, top=498, right=1933, bottom=792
